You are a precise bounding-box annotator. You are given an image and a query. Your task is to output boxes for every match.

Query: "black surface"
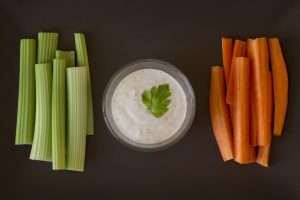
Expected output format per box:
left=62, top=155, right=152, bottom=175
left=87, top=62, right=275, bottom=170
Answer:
left=1, top=0, right=300, bottom=199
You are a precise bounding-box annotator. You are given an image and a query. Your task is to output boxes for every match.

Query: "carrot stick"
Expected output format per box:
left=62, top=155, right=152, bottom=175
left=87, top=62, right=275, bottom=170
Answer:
left=247, top=39, right=257, bottom=146
left=268, top=38, right=288, bottom=136
left=209, top=66, right=234, bottom=161
left=257, top=72, right=273, bottom=167
left=246, top=38, right=254, bottom=57
left=232, top=57, right=250, bottom=164
left=249, top=59, right=258, bottom=163
left=249, top=147, right=257, bottom=163
left=256, top=146, right=270, bottom=167
left=267, top=71, right=274, bottom=135
left=248, top=38, right=271, bottom=146
left=222, top=37, right=233, bottom=85
left=249, top=90, right=257, bottom=146
left=226, top=40, right=247, bottom=105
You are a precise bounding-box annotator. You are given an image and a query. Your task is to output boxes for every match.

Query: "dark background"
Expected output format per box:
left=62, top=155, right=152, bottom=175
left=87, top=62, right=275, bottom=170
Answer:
left=1, top=0, right=299, bottom=199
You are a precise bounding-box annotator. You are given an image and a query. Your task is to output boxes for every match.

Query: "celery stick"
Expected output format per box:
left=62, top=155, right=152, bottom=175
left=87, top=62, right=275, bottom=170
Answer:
left=30, top=63, right=52, bottom=161
left=38, top=32, right=58, bottom=63
left=66, top=67, right=88, bottom=172
left=52, top=59, right=66, bottom=169
left=15, top=39, right=36, bottom=145
left=74, top=33, right=94, bottom=135
left=55, top=50, right=75, bottom=67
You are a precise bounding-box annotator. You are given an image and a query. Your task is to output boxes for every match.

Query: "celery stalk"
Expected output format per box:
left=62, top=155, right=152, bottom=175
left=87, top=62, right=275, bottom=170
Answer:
left=52, top=59, right=66, bottom=169
left=15, top=39, right=36, bottom=145
left=38, top=32, right=58, bottom=63
left=74, top=33, right=94, bottom=135
left=30, top=63, right=52, bottom=161
left=55, top=50, right=75, bottom=67
left=66, top=67, right=88, bottom=172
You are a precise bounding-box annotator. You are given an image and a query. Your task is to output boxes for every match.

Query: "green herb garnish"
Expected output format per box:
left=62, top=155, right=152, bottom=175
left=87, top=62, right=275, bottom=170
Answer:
left=141, top=84, right=171, bottom=118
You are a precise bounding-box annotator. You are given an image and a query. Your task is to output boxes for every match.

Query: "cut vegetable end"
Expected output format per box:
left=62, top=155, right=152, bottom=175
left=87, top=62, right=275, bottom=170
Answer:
left=38, top=32, right=59, bottom=64
left=268, top=38, right=288, bottom=136
left=210, top=66, right=234, bottom=161
left=52, top=59, right=66, bottom=170
left=15, top=39, right=36, bottom=145
left=74, top=33, right=94, bottom=135
left=55, top=50, right=75, bottom=68
left=256, top=146, right=270, bottom=167
left=30, top=63, right=52, bottom=162
left=66, top=67, right=88, bottom=172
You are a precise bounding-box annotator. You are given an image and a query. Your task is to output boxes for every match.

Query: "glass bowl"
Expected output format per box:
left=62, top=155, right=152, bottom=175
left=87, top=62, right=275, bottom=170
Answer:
left=102, top=59, right=196, bottom=151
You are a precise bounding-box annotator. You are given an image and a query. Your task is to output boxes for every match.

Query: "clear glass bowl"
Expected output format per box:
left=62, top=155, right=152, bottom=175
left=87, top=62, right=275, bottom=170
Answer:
left=102, top=59, right=196, bottom=151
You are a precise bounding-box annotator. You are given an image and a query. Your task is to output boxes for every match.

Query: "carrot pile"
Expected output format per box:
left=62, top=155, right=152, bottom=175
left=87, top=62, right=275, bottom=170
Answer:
left=209, top=37, right=288, bottom=167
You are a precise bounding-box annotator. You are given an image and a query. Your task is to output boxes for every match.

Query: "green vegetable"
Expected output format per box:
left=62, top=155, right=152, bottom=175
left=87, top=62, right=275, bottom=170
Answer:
left=55, top=50, right=75, bottom=67
left=141, top=84, right=171, bottom=118
left=15, top=39, right=36, bottom=145
left=30, top=63, right=52, bottom=161
left=66, top=67, right=88, bottom=172
left=74, top=33, right=94, bottom=135
left=52, top=59, right=66, bottom=170
left=38, top=32, right=58, bottom=63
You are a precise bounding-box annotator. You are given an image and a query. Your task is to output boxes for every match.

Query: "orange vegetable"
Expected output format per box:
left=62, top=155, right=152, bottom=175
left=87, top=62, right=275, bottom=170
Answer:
left=247, top=39, right=257, bottom=146
left=257, top=71, right=274, bottom=167
left=246, top=38, right=254, bottom=56
left=222, top=37, right=233, bottom=85
left=232, top=57, right=250, bottom=164
left=249, top=90, right=257, bottom=146
left=249, top=147, right=257, bottom=163
left=256, top=146, right=270, bottom=167
left=268, top=38, right=288, bottom=136
left=248, top=38, right=271, bottom=146
left=209, top=66, right=234, bottom=161
left=267, top=71, right=274, bottom=136
left=226, top=40, right=246, bottom=105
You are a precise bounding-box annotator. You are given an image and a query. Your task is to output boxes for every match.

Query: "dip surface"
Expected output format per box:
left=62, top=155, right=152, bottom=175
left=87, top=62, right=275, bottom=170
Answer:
left=111, top=69, right=187, bottom=144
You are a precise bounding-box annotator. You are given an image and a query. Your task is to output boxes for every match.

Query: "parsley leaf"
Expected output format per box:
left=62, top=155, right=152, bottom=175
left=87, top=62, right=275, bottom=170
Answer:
left=141, top=84, right=171, bottom=118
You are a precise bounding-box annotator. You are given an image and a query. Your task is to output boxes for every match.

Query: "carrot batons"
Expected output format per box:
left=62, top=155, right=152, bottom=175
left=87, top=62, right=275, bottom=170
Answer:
left=257, top=72, right=274, bottom=167
left=268, top=38, right=288, bottom=136
left=222, top=37, right=233, bottom=85
left=247, top=39, right=257, bottom=146
left=209, top=66, right=234, bottom=161
left=257, top=146, right=270, bottom=167
left=247, top=38, right=271, bottom=146
left=226, top=40, right=247, bottom=105
left=210, top=36, right=288, bottom=167
left=232, top=57, right=250, bottom=164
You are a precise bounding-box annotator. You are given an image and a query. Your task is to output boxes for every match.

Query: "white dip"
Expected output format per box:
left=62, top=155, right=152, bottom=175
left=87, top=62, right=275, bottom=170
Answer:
left=111, top=69, right=187, bottom=144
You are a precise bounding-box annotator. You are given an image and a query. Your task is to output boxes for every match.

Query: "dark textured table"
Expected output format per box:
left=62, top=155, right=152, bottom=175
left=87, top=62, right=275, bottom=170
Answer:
left=1, top=0, right=299, bottom=199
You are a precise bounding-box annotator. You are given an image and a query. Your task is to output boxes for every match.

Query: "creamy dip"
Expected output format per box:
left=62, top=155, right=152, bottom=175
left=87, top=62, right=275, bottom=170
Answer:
left=111, top=69, right=187, bottom=144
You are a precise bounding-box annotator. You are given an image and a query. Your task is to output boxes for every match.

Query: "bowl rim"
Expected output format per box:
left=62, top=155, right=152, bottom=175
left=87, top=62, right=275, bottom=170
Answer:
left=102, top=58, right=196, bottom=152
